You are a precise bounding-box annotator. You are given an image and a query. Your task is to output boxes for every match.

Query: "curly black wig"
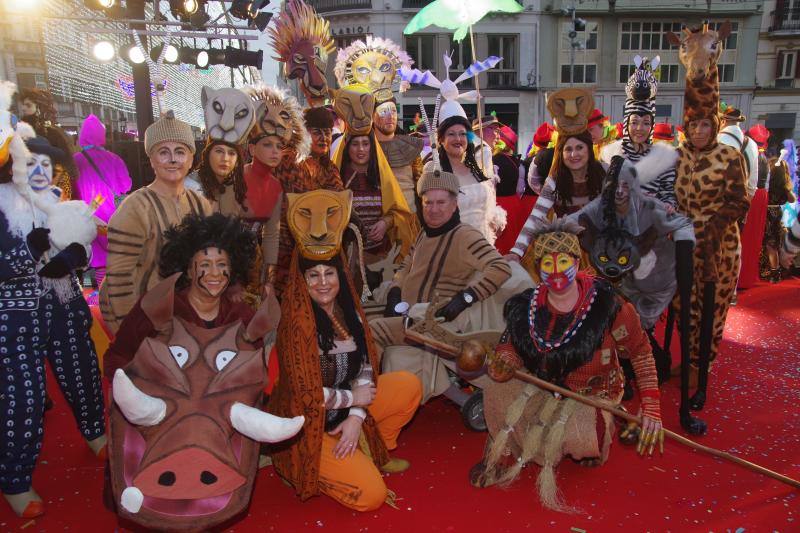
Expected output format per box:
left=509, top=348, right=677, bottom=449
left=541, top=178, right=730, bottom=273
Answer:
left=159, top=213, right=256, bottom=289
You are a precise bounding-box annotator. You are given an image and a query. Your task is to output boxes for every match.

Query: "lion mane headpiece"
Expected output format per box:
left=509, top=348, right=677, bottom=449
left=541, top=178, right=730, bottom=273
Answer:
left=334, top=36, right=412, bottom=104
left=244, top=83, right=310, bottom=160
left=268, top=0, right=336, bottom=104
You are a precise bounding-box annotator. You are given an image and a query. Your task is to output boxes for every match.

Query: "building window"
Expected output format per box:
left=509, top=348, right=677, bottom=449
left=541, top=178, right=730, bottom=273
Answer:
left=777, top=50, right=797, bottom=79
left=621, top=22, right=682, bottom=51
left=447, top=36, right=474, bottom=89
left=708, top=21, right=738, bottom=50
left=776, top=50, right=798, bottom=88
left=561, top=64, right=596, bottom=84
left=487, top=35, right=518, bottom=89
left=654, top=104, right=672, bottom=119
left=718, top=64, right=735, bottom=83
left=34, top=73, right=46, bottom=89
left=620, top=63, right=679, bottom=84
left=405, top=35, right=436, bottom=72
left=562, top=20, right=599, bottom=50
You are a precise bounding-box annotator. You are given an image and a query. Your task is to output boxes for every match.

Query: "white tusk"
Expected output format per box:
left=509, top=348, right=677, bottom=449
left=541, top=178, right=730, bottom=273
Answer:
left=112, top=369, right=167, bottom=426
left=121, top=486, right=144, bottom=514
left=230, top=402, right=304, bottom=443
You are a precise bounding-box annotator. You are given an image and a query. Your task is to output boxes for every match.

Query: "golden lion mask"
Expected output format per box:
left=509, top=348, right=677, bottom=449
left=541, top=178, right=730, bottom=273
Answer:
left=287, top=189, right=353, bottom=260
left=547, top=88, right=595, bottom=136
left=331, top=85, right=375, bottom=136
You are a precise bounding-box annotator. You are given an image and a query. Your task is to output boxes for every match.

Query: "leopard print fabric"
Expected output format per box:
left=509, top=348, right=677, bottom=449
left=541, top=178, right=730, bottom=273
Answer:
left=673, top=143, right=750, bottom=364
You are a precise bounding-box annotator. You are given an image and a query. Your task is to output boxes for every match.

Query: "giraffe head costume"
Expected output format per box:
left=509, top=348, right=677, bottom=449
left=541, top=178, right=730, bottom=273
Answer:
left=667, top=21, right=732, bottom=128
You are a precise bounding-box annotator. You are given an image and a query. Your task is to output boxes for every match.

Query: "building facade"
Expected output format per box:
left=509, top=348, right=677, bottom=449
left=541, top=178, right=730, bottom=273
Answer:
left=753, top=0, right=800, bottom=149
left=538, top=0, right=763, bottom=137
left=308, top=0, right=768, bottom=153
left=309, top=0, right=542, bottom=153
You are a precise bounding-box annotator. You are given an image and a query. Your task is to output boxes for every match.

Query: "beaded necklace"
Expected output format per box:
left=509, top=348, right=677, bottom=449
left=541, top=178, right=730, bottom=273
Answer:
left=528, top=278, right=597, bottom=353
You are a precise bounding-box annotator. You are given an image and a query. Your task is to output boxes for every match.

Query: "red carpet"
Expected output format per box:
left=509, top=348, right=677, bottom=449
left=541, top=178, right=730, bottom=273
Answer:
left=2, top=279, right=799, bottom=531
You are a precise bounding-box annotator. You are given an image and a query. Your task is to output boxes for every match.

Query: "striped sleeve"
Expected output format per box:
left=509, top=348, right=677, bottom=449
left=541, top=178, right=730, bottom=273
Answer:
left=101, top=194, right=147, bottom=333
left=616, top=301, right=661, bottom=420
left=511, top=178, right=556, bottom=256
left=460, top=226, right=512, bottom=300
left=640, top=168, right=678, bottom=208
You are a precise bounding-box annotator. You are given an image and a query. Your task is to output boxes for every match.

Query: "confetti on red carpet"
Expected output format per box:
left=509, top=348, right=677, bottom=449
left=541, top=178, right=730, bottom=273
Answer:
left=1, top=279, right=798, bottom=531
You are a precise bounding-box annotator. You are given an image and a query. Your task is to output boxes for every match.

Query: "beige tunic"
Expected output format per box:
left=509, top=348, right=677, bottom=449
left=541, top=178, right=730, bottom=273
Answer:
left=100, top=186, right=211, bottom=333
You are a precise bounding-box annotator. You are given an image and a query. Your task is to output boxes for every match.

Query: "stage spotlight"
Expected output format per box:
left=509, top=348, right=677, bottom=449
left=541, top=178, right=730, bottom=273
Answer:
left=189, top=8, right=210, bottom=29
left=223, top=46, right=263, bottom=68
left=150, top=44, right=180, bottom=64
left=179, top=46, right=213, bottom=68
left=252, top=11, right=273, bottom=31
left=85, top=0, right=115, bottom=9
left=92, top=41, right=116, bottom=62
left=183, top=0, right=198, bottom=14
left=229, top=0, right=271, bottom=24
left=122, top=43, right=146, bottom=65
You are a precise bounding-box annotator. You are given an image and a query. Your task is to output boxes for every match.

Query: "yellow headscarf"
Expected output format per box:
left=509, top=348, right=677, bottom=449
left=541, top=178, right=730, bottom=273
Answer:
left=333, top=132, right=419, bottom=259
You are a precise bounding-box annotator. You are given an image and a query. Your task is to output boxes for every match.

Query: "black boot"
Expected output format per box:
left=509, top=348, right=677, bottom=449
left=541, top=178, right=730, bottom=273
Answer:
left=647, top=329, right=672, bottom=384
left=620, top=358, right=635, bottom=401
left=675, top=240, right=708, bottom=433
left=680, top=410, right=707, bottom=435
left=691, top=282, right=716, bottom=412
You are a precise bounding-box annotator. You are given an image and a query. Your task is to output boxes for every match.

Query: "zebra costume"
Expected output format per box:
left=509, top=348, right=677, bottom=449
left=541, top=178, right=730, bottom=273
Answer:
left=602, top=55, right=678, bottom=208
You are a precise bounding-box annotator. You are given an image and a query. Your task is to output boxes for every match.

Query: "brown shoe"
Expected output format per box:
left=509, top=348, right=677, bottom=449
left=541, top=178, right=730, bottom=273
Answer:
left=380, top=457, right=410, bottom=474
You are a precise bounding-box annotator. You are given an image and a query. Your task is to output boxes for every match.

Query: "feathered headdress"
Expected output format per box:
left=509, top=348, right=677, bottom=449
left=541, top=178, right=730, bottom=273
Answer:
left=268, top=0, right=335, bottom=67
left=334, top=36, right=413, bottom=103
left=400, top=52, right=502, bottom=122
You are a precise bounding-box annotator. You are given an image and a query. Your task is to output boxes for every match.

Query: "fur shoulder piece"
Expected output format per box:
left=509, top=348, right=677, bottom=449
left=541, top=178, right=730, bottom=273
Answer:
left=634, top=143, right=678, bottom=185
left=599, top=139, right=623, bottom=164
left=505, top=279, right=621, bottom=385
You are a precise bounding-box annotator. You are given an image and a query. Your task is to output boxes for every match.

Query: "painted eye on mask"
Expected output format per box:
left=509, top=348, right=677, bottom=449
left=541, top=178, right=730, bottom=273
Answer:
left=618, top=255, right=629, bottom=265
left=169, top=346, right=189, bottom=368
left=215, top=350, right=237, bottom=371
left=599, top=255, right=609, bottom=263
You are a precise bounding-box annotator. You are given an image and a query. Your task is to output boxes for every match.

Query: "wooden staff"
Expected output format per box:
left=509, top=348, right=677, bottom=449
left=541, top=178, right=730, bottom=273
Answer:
left=404, top=329, right=800, bottom=490
left=469, top=24, right=488, bottom=175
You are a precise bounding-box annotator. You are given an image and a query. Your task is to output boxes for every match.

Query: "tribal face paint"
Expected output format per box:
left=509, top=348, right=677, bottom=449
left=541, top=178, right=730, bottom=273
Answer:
left=190, top=247, right=231, bottom=298
left=539, top=252, right=578, bottom=292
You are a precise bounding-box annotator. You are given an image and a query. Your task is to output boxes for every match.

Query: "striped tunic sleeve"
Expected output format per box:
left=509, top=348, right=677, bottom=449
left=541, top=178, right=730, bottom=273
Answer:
left=101, top=194, right=148, bottom=332
left=460, top=226, right=512, bottom=300
left=510, top=177, right=556, bottom=257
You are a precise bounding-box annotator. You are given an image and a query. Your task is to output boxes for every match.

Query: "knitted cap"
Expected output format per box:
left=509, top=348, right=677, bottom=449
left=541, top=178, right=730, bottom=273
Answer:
left=417, top=167, right=459, bottom=196
left=144, top=111, right=196, bottom=156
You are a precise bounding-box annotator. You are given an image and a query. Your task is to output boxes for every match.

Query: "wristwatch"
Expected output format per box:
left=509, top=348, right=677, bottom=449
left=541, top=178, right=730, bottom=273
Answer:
left=462, top=290, right=475, bottom=305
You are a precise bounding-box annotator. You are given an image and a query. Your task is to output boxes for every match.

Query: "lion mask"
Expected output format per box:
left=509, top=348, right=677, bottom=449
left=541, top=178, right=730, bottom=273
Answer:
left=287, top=189, right=352, bottom=261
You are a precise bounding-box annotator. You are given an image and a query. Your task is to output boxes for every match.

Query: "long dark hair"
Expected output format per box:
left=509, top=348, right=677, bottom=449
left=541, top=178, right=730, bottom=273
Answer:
left=549, top=130, right=604, bottom=207
left=196, top=140, right=247, bottom=208
left=436, top=116, right=488, bottom=183
left=299, top=255, right=368, bottom=358
left=340, top=133, right=380, bottom=190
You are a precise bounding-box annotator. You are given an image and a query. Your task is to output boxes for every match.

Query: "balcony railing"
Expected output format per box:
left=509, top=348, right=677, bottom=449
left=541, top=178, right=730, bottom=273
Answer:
left=307, top=0, right=372, bottom=13
left=402, top=0, right=436, bottom=7
left=771, top=5, right=800, bottom=32
left=487, top=71, right=518, bottom=89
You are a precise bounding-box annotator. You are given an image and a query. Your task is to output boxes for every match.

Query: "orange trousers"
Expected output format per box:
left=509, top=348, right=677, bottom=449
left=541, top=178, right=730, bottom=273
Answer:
left=318, top=371, right=422, bottom=511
